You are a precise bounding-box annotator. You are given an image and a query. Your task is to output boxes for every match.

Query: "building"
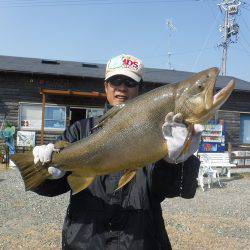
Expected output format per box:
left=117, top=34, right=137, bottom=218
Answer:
left=0, top=55, right=249, bottom=151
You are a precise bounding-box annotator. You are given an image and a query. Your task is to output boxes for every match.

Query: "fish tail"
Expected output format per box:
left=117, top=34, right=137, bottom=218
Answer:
left=11, top=152, right=50, bottom=191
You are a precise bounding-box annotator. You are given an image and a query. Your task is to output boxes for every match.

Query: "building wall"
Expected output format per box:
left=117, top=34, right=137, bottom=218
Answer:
left=0, top=72, right=249, bottom=150
left=217, top=110, right=240, bottom=149
left=218, top=90, right=250, bottom=150
left=220, top=90, right=250, bottom=112
left=0, top=72, right=106, bottom=145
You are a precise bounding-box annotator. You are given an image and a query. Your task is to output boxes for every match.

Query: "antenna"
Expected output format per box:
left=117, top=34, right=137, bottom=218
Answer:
left=218, top=0, right=241, bottom=76
left=166, top=19, right=177, bottom=70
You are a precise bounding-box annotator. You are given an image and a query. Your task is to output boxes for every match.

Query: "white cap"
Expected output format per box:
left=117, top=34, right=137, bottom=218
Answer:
left=105, top=54, right=143, bottom=82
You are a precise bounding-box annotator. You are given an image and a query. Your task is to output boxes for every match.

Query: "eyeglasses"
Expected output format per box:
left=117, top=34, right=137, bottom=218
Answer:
left=108, top=77, right=139, bottom=88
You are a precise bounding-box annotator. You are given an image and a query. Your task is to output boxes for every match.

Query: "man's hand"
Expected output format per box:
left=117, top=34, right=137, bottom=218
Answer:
left=32, top=143, right=65, bottom=179
left=162, top=112, right=203, bottom=163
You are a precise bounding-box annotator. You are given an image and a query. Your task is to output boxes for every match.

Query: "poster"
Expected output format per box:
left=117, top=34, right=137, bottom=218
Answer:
left=16, top=131, right=36, bottom=147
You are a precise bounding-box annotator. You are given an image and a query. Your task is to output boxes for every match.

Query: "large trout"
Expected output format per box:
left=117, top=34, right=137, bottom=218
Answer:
left=12, top=68, right=235, bottom=194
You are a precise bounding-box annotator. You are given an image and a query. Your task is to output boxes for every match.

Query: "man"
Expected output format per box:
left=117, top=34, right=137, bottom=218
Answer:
left=33, top=54, right=201, bottom=250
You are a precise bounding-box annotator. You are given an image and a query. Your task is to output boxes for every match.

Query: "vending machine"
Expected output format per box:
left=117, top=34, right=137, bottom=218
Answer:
left=199, top=120, right=226, bottom=153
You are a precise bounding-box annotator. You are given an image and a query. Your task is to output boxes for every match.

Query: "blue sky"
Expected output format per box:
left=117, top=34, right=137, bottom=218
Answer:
left=0, top=0, right=249, bottom=81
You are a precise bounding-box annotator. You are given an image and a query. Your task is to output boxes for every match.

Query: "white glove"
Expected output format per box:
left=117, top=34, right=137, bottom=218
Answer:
left=32, top=143, right=65, bottom=179
left=162, top=112, right=203, bottom=164
left=48, top=166, right=66, bottom=179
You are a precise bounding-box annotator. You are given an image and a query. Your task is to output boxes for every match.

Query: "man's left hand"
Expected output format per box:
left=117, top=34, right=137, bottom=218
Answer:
left=162, top=112, right=203, bottom=163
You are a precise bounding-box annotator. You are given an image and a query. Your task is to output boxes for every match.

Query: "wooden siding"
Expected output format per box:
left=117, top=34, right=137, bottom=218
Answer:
left=0, top=72, right=250, bottom=151
left=217, top=90, right=250, bottom=150
left=217, top=110, right=240, bottom=150
left=0, top=72, right=106, bottom=145
left=220, top=90, right=250, bottom=112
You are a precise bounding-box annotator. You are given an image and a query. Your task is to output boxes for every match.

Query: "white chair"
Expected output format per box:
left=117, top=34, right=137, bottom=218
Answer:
left=197, top=167, right=205, bottom=191
left=198, top=153, right=222, bottom=190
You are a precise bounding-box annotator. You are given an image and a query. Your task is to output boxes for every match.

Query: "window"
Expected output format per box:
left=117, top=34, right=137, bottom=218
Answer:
left=20, top=103, right=66, bottom=131
left=240, top=114, right=250, bottom=144
left=86, top=108, right=104, bottom=118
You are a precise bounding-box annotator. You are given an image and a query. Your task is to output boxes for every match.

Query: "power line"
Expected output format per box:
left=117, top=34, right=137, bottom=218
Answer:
left=238, top=40, right=250, bottom=56
left=206, top=0, right=218, bottom=19
left=0, top=0, right=197, bottom=8
left=239, top=14, right=250, bottom=33
left=0, top=0, right=166, bottom=1
left=240, top=29, right=250, bottom=48
left=192, top=12, right=220, bottom=71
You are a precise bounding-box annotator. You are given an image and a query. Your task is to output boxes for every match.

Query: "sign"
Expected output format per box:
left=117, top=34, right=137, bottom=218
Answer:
left=17, top=131, right=36, bottom=147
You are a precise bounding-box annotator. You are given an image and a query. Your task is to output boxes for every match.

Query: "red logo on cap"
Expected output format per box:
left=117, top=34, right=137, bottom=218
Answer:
left=123, top=58, right=139, bottom=70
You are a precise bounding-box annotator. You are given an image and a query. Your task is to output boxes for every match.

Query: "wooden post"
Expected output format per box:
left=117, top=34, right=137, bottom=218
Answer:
left=228, top=142, right=232, bottom=155
left=39, top=88, right=106, bottom=145
left=228, top=142, right=233, bottom=163
left=41, top=92, right=46, bottom=145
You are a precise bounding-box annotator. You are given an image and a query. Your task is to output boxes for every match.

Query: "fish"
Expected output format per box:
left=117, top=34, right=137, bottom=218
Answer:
left=11, top=67, right=235, bottom=194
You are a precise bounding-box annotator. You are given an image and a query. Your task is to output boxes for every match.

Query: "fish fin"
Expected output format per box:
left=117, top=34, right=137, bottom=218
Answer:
left=92, top=104, right=126, bottom=130
left=115, top=170, right=136, bottom=191
left=67, top=173, right=96, bottom=195
left=11, top=152, right=50, bottom=191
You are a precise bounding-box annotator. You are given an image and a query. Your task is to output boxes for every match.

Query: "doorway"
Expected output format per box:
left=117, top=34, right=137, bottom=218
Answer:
left=69, top=107, right=86, bottom=125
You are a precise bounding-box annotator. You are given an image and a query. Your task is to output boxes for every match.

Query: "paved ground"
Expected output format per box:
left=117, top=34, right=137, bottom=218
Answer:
left=0, top=165, right=249, bottom=250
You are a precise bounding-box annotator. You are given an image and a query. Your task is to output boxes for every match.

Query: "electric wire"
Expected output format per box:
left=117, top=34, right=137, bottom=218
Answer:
left=238, top=40, right=250, bottom=56
left=239, top=14, right=250, bottom=33
left=191, top=12, right=220, bottom=71
left=0, top=0, right=197, bottom=8
left=240, top=29, right=250, bottom=48
left=233, top=42, right=250, bottom=56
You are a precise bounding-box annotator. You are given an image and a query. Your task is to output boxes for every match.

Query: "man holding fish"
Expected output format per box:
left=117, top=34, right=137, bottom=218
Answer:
left=13, top=54, right=234, bottom=249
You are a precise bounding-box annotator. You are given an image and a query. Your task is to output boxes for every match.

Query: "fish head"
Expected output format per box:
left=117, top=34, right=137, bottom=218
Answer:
left=175, top=67, right=235, bottom=124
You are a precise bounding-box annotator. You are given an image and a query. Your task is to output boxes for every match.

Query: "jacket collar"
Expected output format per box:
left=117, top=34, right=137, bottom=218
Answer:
left=104, top=102, right=113, bottom=113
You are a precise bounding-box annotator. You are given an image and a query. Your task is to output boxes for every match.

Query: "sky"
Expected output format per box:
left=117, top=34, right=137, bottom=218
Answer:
left=0, top=0, right=249, bottom=81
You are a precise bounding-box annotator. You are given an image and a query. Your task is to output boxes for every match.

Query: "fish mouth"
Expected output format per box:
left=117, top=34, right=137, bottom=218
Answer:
left=212, top=80, right=235, bottom=109
left=199, top=77, right=235, bottom=124
left=204, top=68, right=235, bottom=111
left=185, top=68, right=235, bottom=124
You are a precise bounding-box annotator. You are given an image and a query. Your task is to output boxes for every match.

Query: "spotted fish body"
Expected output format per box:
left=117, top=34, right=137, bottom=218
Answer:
left=12, top=68, right=235, bottom=194
left=53, top=84, right=176, bottom=174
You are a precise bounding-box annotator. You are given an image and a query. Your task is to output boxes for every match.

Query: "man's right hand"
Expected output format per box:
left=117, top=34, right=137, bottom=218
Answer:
left=32, top=143, right=65, bottom=179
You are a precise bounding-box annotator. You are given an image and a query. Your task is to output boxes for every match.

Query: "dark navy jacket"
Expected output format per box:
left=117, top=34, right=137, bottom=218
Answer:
left=34, top=117, right=200, bottom=250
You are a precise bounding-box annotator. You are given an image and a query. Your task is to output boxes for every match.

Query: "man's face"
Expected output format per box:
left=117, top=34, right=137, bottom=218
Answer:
left=104, top=76, right=139, bottom=106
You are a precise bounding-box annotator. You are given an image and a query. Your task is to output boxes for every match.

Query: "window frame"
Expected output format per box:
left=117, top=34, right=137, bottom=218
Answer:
left=240, top=113, right=250, bottom=145
left=19, top=102, right=67, bottom=131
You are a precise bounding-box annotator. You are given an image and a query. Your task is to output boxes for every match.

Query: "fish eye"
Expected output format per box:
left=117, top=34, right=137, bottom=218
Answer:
left=196, top=80, right=204, bottom=89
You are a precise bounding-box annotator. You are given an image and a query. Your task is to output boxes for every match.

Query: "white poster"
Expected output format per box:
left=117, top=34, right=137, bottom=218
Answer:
left=17, top=131, right=36, bottom=147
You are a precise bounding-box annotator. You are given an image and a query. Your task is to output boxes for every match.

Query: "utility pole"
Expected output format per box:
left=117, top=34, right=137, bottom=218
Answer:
left=218, top=0, right=241, bottom=76
left=166, top=19, right=177, bottom=70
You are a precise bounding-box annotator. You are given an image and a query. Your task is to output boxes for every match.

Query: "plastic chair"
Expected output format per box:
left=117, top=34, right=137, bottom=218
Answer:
left=198, top=153, right=222, bottom=190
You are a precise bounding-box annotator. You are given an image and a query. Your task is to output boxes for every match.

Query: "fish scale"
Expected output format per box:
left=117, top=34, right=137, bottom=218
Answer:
left=12, top=67, right=235, bottom=194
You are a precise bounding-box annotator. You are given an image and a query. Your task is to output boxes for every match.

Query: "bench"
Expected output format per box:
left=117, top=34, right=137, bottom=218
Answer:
left=198, top=152, right=236, bottom=178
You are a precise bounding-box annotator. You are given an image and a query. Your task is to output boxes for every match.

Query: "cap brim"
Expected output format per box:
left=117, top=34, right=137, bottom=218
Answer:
left=105, top=68, right=141, bottom=82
